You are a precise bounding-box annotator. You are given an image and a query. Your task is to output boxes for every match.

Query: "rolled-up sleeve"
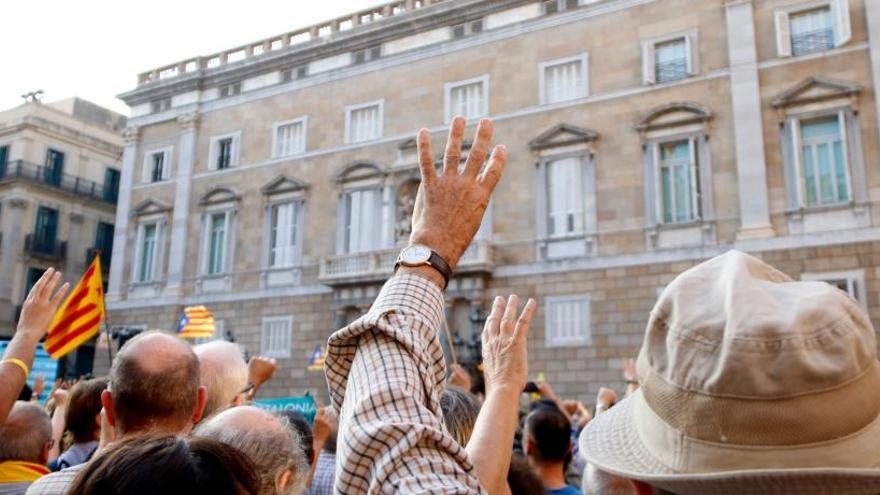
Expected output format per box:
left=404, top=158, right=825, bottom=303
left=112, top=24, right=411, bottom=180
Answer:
left=325, top=274, right=484, bottom=494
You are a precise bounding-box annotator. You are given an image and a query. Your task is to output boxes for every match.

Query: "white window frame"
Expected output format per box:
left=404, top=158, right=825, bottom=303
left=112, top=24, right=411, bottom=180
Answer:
left=142, top=147, right=173, bottom=183
left=545, top=295, right=592, bottom=348
left=642, top=30, right=698, bottom=85
left=208, top=131, right=242, bottom=171
left=344, top=100, right=384, bottom=144
left=538, top=53, right=589, bottom=105
left=131, top=219, right=164, bottom=284
left=266, top=198, right=305, bottom=269
left=775, top=0, right=851, bottom=58
left=801, top=270, right=867, bottom=312
left=199, top=206, right=236, bottom=276
left=444, top=75, right=490, bottom=123
left=271, top=117, right=308, bottom=158
left=260, top=316, right=293, bottom=359
left=546, top=156, right=587, bottom=239
left=786, top=110, right=852, bottom=210
left=653, top=137, right=700, bottom=225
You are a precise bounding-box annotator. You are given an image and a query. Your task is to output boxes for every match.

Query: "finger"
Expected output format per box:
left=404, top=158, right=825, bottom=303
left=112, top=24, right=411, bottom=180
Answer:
left=477, top=144, right=507, bottom=191
left=464, top=119, right=493, bottom=178
left=513, top=298, right=537, bottom=342
left=443, top=116, right=466, bottom=175
left=501, top=295, right=520, bottom=335
left=416, top=128, right=436, bottom=184
left=50, top=282, right=71, bottom=308
left=42, top=271, right=63, bottom=303
left=483, top=296, right=505, bottom=340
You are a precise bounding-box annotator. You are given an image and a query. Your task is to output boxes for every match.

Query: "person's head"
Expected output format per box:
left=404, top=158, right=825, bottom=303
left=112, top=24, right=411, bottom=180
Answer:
left=0, top=401, right=51, bottom=465
left=524, top=404, right=572, bottom=468
left=506, top=453, right=545, bottom=495
left=68, top=434, right=260, bottom=495
left=580, top=251, right=880, bottom=494
left=277, top=410, right=314, bottom=466
left=194, top=341, right=249, bottom=419
left=439, top=386, right=481, bottom=447
left=66, top=377, right=109, bottom=444
left=196, top=405, right=309, bottom=495
left=100, top=331, right=206, bottom=436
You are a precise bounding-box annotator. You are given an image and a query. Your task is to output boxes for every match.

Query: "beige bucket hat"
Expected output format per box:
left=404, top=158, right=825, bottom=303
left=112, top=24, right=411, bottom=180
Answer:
left=580, top=250, right=880, bottom=495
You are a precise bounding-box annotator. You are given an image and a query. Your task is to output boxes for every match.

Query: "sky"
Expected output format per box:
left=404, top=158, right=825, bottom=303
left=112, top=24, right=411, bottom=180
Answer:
left=1, top=0, right=387, bottom=115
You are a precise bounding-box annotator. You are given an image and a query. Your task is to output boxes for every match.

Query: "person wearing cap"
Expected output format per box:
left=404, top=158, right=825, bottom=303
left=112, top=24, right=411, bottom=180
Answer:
left=579, top=250, right=880, bottom=495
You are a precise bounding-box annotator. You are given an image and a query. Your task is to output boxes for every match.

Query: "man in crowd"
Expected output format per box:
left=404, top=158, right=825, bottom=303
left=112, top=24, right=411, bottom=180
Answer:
left=580, top=250, right=880, bottom=495
left=193, top=341, right=249, bottom=419
left=26, top=331, right=207, bottom=495
left=0, top=402, right=51, bottom=494
left=523, top=404, right=580, bottom=495
left=196, top=405, right=308, bottom=495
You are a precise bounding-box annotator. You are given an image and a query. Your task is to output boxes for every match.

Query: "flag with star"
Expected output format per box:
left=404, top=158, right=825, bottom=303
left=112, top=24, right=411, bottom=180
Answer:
left=177, top=306, right=215, bottom=340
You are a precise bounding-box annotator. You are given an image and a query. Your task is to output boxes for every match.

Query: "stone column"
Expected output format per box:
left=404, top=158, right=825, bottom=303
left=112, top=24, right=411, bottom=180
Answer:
left=164, top=112, right=199, bottom=296
left=867, top=0, right=880, bottom=143
left=725, top=0, right=775, bottom=239
left=107, top=127, right=139, bottom=301
left=0, top=198, right=28, bottom=334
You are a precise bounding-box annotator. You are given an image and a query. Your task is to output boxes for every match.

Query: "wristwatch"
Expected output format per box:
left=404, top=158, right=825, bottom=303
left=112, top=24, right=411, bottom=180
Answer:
left=395, top=244, right=453, bottom=288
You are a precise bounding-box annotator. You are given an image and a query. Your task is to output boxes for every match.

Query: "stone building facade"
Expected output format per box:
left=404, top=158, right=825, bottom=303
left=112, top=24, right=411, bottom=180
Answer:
left=109, top=0, right=880, bottom=401
left=0, top=98, right=125, bottom=375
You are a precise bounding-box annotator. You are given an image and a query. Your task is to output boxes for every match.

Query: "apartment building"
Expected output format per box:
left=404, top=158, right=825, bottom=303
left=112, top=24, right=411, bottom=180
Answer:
left=109, top=0, right=880, bottom=400
left=0, top=97, right=124, bottom=375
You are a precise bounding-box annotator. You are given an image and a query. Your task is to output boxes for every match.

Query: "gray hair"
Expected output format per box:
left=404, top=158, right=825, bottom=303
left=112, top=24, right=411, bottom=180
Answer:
left=0, top=401, right=51, bottom=462
left=196, top=407, right=309, bottom=495
left=582, top=463, right=638, bottom=495
left=194, top=341, right=249, bottom=419
left=440, top=386, right=481, bottom=447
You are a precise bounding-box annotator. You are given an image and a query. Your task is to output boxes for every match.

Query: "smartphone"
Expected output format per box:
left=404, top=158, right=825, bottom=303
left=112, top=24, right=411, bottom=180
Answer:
left=523, top=381, right=540, bottom=393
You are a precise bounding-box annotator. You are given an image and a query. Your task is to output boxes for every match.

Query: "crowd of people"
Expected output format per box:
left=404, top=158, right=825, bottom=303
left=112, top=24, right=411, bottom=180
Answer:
left=2, top=117, right=879, bottom=494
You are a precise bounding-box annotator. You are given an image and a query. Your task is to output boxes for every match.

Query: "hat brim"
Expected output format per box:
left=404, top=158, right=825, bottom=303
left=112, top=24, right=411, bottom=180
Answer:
left=579, top=389, right=880, bottom=495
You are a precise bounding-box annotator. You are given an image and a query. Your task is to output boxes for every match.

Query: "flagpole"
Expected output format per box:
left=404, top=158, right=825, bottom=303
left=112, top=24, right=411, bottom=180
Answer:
left=442, top=317, right=458, bottom=366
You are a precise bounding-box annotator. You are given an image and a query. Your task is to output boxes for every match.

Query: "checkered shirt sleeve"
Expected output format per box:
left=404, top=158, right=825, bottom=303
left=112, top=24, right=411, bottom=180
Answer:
left=325, top=274, right=485, bottom=494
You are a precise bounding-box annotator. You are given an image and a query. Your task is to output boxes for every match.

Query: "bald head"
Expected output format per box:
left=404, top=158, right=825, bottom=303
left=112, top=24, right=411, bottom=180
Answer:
left=194, top=341, right=248, bottom=419
left=196, top=406, right=308, bottom=495
left=0, top=401, right=51, bottom=463
left=105, top=331, right=204, bottom=435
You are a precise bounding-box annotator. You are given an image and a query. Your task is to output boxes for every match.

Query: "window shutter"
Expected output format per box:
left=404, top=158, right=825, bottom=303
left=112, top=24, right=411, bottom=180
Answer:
left=689, top=137, right=700, bottom=220
left=335, top=193, right=346, bottom=254
left=536, top=161, right=549, bottom=242
left=642, top=143, right=658, bottom=227
left=775, top=11, right=792, bottom=57
left=833, top=0, right=852, bottom=46
left=685, top=35, right=695, bottom=75
left=780, top=119, right=804, bottom=210
left=642, top=42, right=656, bottom=84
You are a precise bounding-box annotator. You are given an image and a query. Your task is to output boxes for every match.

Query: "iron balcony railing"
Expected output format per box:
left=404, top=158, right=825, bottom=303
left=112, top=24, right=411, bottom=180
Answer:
left=655, top=58, right=688, bottom=83
left=792, top=28, right=834, bottom=56
left=0, top=160, right=118, bottom=205
left=24, top=234, right=67, bottom=260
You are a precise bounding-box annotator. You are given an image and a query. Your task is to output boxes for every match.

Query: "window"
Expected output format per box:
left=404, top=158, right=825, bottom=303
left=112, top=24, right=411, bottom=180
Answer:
left=150, top=153, right=165, bottom=182
left=94, top=222, right=114, bottom=266
left=25, top=267, right=43, bottom=298
left=136, top=223, right=159, bottom=282
left=209, top=133, right=240, bottom=170
left=801, top=270, right=866, bottom=311
left=150, top=98, right=171, bottom=114
left=354, top=46, right=382, bottom=64
left=44, top=149, right=64, bottom=186
left=452, top=19, right=483, bottom=38
left=282, top=66, right=307, bottom=82
left=547, top=157, right=584, bottom=237
left=204, top=212, right=229, bottom=275
left=0, top=145, right=8, bottom=176
left=799, top=115, right=850, bottom=207
left=104, top=168, right=120, bottom=203
left=658, top=138, right=699, bottom=224
left=261, top=316, right=292, bottom=358
left=776, top=1, right=850, bottom=57
left=273, top=118, right=307, bottom=158
left=268, top=201, right=303, bottom=268
left=642, top=33, right=696, bottom=85
left=33, top=207, right=59, bottom=250
left=342, top=189, right=382, bottom=253
left=219, top=83, right=241, bottom=98
left=143, top=149, right=171, bottom=183
left=545, top=295, right=591, bottom=347
left=540, top=55, right=588, bottom=104
left=445, top=76, right=488, bottom=123
left=345, top=101, right=383, bottom=143
left=543, top=0, right=579, bottom=14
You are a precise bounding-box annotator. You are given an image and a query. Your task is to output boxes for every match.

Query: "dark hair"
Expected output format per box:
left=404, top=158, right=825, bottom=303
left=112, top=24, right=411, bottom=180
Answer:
left=525, top=404, right=572, bottom=464
left=69, top=435, right=260, bottom=495
left=66, top=378, right=108, bottom=443
left=277, top=410, right=314, bottom=464
left=507, top=453, right=545, bottom=495
left=110, top=332, right=200, bottom=433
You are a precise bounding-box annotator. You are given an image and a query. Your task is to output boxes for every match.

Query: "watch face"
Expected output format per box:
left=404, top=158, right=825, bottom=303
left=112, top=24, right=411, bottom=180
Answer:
left=400, top=244, right=432, bottom=265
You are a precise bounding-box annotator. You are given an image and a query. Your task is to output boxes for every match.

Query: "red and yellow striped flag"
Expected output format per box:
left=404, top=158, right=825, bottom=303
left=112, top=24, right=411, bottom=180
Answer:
left=45, top=256, right=105, bottom=359
left=177, top=306, right=215, bottom=340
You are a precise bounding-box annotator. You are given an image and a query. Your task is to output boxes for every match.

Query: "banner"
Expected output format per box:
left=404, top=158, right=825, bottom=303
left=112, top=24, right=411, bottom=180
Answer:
left=253, top=395, right=318, bottom=424
left=0, top=341, right=58, bottom=403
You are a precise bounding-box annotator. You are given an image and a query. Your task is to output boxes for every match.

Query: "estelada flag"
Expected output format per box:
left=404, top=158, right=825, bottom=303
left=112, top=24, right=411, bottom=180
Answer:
left=307, top=344, right=325, bottom=371
left=45, top=256, right=105, bottom=359
left=177, top=306, right=215, bottom=340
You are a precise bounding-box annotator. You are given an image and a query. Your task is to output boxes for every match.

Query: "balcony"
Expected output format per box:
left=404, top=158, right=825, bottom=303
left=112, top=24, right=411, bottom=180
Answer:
left=24, top=235, right=67, bottom=261
left=0, top=160, right=118, bottom=205
left=319, top=241, right=493, bottom=285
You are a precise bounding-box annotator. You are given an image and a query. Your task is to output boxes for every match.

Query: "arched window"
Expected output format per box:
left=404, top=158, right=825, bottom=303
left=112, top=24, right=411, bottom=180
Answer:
left=335, top=162, right=388, bottom=254
left=260, top=175, right=308, bottom=288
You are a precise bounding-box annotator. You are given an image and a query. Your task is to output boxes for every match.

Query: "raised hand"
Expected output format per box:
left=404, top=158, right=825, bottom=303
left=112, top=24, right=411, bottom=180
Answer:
left=17, top=268, right=70, bottom=341
left=410, top=117, right=506, bottom=271
left=247, top=356, right=277, bottom=388
left=481, top=295, right=537, bottom=394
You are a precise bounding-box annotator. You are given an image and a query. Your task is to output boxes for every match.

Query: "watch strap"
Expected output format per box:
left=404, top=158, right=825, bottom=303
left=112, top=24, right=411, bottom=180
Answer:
left=426, top=251, right=452, bottom=288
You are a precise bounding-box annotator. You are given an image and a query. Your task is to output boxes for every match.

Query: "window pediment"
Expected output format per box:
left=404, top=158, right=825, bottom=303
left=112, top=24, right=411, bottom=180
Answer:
left=131, top=198, right=171, bottom=217
left=199, top=186, right=241, bottom=207
left=635, top=102, right=712, bottom=133
left=771, top=76, right=860, bottom=109
left=336, top=161, right=384, bottom=183
left=529, top=124, right=598, bottom=151
left=261, top=175, right=308, bottom=195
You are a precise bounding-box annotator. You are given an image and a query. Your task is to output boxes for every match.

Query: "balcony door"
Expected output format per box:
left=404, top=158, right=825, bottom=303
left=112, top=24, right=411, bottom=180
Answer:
left=44, top=149, right=65, bottom=186
left=103, top=168, right=120, bottom=203
left=34, top=206, right=59, bottom=250
left=343, top=189, right=382, bottom=254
